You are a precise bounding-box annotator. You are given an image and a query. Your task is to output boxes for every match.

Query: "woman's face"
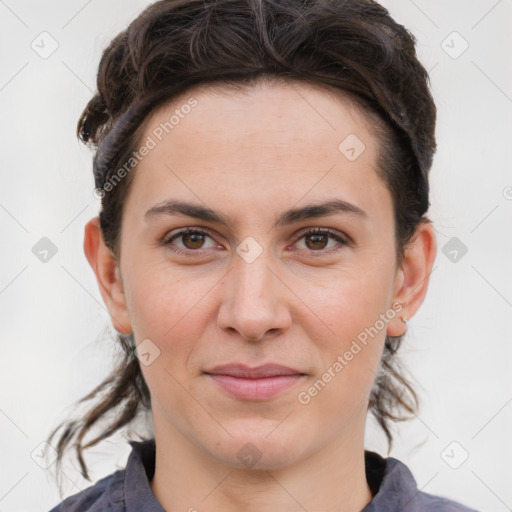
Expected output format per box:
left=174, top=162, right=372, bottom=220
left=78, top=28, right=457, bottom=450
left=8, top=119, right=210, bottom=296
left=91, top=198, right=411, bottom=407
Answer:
left=107, top=80, right=416, bottom=468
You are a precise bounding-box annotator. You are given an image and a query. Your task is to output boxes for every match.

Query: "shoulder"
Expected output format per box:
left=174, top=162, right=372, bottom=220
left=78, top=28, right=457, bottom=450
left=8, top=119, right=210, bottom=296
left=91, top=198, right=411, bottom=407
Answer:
left=47, top=469, right=126, bottom=512
left=364, top=452, right=480, bottom=512
left=414, top=489, right=480, bottom=511
left=386, top=457, right=480, bottom=511
left=47, top=439, right=160, bottom=512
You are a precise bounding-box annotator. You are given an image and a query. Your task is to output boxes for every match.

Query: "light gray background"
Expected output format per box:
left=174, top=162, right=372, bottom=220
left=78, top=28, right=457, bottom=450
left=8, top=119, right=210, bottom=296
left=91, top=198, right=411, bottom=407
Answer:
left=0, top=1, right=511, bottom=511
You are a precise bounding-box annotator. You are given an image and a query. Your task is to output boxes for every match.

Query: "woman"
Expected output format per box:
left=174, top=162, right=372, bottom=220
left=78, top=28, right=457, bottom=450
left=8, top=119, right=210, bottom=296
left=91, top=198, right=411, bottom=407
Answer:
left=46, top=0, right=479, bottom=510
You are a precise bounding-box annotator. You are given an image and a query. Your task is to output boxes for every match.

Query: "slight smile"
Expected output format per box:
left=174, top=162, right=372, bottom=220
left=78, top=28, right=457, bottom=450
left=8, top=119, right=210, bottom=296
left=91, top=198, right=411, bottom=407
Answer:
left=204, top=363, right=308, bottom=400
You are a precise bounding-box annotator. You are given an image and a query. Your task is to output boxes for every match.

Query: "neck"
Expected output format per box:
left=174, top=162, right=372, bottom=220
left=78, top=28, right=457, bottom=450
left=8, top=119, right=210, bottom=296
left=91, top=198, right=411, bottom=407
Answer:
left=149, top=411, right=373, bottom=512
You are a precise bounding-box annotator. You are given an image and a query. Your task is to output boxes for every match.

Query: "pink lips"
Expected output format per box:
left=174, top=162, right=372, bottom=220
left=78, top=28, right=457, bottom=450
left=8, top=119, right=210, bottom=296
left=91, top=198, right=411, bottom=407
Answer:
left=204, top=363, right=306, bottom=400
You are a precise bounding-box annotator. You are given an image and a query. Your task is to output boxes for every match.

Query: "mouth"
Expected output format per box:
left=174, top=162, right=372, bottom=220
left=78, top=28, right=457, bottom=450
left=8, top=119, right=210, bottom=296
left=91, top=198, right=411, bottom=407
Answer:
left=204, top=363, right=307, bottom=400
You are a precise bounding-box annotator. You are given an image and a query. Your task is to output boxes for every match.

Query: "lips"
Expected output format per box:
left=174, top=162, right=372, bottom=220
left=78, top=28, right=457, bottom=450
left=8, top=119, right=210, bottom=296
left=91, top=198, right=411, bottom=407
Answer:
left=204, top=363, right=306, bottom=400
left=204, top=363, right=305, bottom=379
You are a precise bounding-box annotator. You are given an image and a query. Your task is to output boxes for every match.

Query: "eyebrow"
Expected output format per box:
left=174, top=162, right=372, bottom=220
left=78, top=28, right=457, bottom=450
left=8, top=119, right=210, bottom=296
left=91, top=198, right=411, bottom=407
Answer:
left=144, top=198, right=367, bottom=227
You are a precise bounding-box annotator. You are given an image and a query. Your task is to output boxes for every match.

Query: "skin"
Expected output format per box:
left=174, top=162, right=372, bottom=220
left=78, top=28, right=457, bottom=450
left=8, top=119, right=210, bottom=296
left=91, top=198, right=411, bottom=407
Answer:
left=84, top=79, right=437, bottom=512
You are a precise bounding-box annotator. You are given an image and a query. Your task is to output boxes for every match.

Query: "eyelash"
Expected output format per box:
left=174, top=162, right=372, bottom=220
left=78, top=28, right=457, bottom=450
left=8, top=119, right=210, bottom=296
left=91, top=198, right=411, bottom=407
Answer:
left=162, top=227, right=349, bottom=257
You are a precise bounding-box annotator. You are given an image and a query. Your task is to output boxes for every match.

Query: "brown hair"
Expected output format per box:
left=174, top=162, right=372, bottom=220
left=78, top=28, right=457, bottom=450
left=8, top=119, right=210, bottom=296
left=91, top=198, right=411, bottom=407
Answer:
left=46, top=0, right=436, bottom=488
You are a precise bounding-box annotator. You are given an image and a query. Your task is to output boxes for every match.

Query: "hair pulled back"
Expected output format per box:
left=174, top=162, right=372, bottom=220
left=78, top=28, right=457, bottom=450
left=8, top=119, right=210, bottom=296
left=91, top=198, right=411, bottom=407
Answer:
left=46, top=0, right=436, bottom=486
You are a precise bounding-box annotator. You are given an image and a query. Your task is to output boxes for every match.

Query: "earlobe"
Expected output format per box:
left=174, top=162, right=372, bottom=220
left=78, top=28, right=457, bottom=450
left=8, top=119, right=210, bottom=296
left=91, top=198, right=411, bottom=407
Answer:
left=83, top=217, right=133, bottom=334
left=387, top=222, right=437, bottom=337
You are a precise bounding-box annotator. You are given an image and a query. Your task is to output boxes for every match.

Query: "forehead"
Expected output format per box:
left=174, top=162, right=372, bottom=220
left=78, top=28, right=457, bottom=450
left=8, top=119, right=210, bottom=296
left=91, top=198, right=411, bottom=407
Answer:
left=123, top=79, right=390, bottom=226
left=137, top=79, right=378, bottom=169
left=147, top=77, right=373, bottom=140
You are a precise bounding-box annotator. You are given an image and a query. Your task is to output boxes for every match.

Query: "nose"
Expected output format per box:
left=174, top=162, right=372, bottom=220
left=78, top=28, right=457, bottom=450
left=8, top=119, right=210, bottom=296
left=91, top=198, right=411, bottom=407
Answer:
left=216, top=250, right=292, bottom=343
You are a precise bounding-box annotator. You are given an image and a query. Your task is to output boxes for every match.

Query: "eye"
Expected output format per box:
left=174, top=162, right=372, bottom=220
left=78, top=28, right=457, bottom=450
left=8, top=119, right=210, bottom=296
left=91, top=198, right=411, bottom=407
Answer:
left=162, top=227, right=349, bottom=256
left=163, top=228, right=218, bottom=255
left=293, top=227, right=348, bottom=254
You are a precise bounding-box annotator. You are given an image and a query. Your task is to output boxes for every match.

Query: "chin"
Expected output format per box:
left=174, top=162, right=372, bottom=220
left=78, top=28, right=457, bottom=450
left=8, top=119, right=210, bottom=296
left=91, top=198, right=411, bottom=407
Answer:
left=203, top=425, right=307, bottom=471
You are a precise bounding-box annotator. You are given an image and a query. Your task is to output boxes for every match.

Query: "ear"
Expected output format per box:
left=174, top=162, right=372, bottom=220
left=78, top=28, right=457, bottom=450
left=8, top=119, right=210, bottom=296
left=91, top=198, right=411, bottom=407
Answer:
left=387, top=221, right=437, bottom=337
left=83, top=216, right=133, bottom=334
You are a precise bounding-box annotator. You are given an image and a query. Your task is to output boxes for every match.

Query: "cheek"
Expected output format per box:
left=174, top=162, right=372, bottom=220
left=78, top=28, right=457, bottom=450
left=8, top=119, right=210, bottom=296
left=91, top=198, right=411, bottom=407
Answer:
left=294, top=263, right=392, bottom=406
left=301, top=259, right=394, bottom=346
left=296, top=284, right=387, bottom=424
left=124, top=258, right=201, bottom=336
left=126, top=269, right=213, bottom=412
left=123, top=264, right=214, bottom=390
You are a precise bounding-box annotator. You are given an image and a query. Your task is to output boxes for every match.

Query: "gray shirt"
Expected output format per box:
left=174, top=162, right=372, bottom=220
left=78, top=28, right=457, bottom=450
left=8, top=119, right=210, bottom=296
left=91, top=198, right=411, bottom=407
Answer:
left=48, top=439, right=479, bottom=511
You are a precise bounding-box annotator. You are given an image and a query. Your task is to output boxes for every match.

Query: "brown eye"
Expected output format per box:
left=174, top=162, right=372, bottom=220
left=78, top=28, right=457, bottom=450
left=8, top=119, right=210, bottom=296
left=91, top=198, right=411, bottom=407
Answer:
left=304, top=232, right=329, bottom=250
left=181, top=231, right=206, bottom=249
left=164, top=228, right=217, bottom=254
left=295, top=228, right=348, bottom=253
